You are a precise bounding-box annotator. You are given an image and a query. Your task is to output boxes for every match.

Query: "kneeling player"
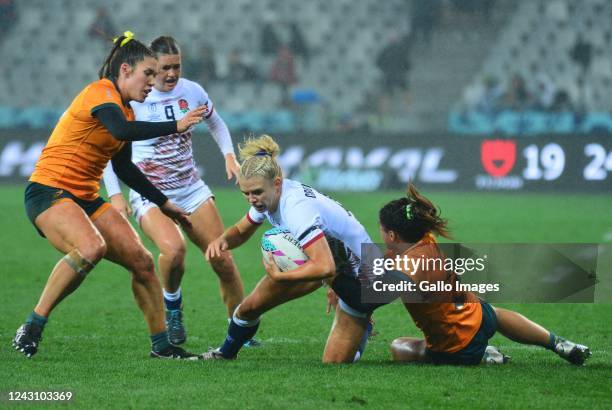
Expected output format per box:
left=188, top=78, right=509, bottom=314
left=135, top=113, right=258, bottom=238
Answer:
left=379, top=184, right=591, bottom=366
left=204, top=135, right=383, bottom=362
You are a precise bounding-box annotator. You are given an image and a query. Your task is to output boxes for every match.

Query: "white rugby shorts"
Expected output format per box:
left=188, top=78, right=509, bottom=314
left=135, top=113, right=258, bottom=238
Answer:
left=129, top=179, right=213, bottom=223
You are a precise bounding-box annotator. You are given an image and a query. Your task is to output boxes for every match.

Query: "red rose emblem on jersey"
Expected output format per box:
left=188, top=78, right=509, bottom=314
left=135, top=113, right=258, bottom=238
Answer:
left=178, top=99, right=189, bottom=113
left=481, top=139, right=516, bottom=178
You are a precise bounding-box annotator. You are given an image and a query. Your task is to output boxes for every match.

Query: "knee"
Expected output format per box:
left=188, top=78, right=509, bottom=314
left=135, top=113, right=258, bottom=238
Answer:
left=322, top=355, right=353, bottom=364
left=131, top=248, right=156, bottom=280
left=390, top=338, right=404, bottom=354
left=158, top=239, right=186, bottom=267
left=77, top=236, right=107, bottom=263
left=390, top=339, right=406, bottom=362
left=235, top=298, right=260, bottom=321
left=209, top=252, right=237, bottom=280
left=390, top=337, right=424, bottom=362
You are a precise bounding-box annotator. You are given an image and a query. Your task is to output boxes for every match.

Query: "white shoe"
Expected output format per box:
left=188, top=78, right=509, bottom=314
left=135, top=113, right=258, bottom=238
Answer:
left=482, top=345, right=510, bottom=364
left=555, top=338, right=592, bottom=366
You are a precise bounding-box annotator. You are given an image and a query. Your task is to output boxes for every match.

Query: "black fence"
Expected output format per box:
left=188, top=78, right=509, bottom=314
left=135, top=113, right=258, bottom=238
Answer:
left=1, top=129, right=610, bottom=193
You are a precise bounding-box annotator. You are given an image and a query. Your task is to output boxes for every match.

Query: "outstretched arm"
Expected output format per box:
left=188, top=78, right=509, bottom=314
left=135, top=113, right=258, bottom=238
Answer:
left=205, top=215, right=260, bottom=260
left=93, top=104, right=206, bottom=141
left=111, top=143, right=191, bottom=228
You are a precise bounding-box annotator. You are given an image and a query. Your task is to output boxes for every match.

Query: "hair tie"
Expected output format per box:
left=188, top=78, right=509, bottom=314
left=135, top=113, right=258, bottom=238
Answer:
left=255, top=150, right=270, bottom=157
left=114, top=31, right=135, bottom=47
left=405, top=203, right=413, bottom=220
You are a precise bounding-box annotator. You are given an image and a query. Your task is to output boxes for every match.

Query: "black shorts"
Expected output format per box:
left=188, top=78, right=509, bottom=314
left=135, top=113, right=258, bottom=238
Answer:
left=425, top=301, right=498, bottom=365
left=25, top=182, right=110, bottom=237
left=331, top=273, right=388, bottom=317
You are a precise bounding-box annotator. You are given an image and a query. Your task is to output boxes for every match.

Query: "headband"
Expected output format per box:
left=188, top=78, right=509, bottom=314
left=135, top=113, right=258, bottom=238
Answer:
left=114, top=31, right=135, bottom=47
left=405, top=203, right=413, bottom=220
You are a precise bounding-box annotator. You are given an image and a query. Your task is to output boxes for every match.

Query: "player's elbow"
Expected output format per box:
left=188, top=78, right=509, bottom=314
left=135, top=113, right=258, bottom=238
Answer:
left=318, top=260, right=336, bottom=279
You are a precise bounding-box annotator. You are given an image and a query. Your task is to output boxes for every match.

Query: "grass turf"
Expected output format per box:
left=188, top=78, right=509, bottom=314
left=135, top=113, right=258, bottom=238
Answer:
left=0, top=185, right=611, bottom=409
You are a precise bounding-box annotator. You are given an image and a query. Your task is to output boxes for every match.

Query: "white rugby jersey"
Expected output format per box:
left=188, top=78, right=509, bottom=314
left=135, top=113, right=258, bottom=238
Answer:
left=247, top=179, right=373, bottom=276
left=129, top=78, right=214, bottom=191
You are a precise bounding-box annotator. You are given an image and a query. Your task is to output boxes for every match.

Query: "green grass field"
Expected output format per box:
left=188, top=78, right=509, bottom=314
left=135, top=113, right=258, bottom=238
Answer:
left=0, top=185, right=611, bottom=409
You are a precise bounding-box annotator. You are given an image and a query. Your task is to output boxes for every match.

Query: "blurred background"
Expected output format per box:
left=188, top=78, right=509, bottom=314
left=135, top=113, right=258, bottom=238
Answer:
left=0, top=0, right=610, bottom=194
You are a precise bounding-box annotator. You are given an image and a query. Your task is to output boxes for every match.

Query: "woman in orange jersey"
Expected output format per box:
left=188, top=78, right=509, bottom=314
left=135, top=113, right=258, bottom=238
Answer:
left=13, top=32, right=207, bottom=359
left=378, top=184, right=592, bottom=366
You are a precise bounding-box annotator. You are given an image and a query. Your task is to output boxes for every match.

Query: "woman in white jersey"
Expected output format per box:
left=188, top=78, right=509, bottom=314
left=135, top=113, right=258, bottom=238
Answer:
left=103, top=36, right=246, bottom=345
left=203, top=135, right=385, bottom=363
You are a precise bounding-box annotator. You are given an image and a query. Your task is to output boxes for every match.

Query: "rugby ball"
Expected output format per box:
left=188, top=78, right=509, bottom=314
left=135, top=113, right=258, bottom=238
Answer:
left=261, top=227, right=308, bottom=271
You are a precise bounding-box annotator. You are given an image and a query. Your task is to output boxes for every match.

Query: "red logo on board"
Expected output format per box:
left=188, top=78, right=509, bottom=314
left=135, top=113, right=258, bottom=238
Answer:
left=481, top=140, right=516, bottom=177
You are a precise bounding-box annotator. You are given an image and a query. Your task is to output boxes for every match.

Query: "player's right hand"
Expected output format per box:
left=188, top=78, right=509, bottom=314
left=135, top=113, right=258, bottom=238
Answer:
left=110, top=193, right=132, bottom=218
left=326, top=288, right=339, bottom=314
left=176, top=105, right=207, bottom=132
left=205, top=237, right=229, bottom=261
left=160, top=200, right=192, bottom=229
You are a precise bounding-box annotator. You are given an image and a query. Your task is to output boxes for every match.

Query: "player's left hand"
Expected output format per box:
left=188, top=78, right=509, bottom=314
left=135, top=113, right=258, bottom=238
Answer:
left=225, top=153, right=240, bottom=183
left=263, top=252, right=283, bottom=281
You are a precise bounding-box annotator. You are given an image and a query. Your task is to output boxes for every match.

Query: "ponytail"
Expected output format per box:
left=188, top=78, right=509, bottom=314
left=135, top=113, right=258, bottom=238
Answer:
left=379, top=183, right=451, bottom=242
left=98, top=31, right=155, bottom=79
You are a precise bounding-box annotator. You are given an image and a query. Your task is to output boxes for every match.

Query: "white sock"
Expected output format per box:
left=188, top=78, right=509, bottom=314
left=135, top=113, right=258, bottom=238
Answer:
left=163, top=287, right=182, bottom=301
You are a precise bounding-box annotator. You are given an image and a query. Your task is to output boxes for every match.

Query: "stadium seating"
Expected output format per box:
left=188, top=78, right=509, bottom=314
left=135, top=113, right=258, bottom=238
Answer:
left=461, top=0, right=612, bottom=113
left=0, top=0, right=410, bottom=128
left=1, top=0, right=608, bottom=131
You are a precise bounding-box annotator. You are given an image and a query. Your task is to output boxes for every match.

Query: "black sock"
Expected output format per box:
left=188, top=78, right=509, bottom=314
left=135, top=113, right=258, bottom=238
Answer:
left=151, top=331, right=171, bottom=352
left=219, top=318, right=260, bottom=358
left=545, top=332, right=558, bottom=351
left=26, top=311, right=48, bottom=328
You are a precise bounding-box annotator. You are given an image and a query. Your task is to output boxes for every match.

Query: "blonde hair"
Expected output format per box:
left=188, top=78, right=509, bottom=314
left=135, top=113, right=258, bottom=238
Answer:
left=238, top=134, right=283, bottom=180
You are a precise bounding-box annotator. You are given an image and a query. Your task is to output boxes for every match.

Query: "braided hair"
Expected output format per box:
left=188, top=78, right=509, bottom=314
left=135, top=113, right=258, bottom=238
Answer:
left=150, top=35, right=181, bottom=56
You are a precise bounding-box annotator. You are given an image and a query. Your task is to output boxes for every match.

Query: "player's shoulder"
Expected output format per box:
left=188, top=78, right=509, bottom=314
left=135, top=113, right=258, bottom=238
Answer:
left=78, top=79, right=123, bottom=114
left=87, top=78, right=115, bottom=92
left=179, top=78, right=208, bottom=97
left=84, top=78, right=119, bottom=98
left=281, top=179, right=319, bottom=211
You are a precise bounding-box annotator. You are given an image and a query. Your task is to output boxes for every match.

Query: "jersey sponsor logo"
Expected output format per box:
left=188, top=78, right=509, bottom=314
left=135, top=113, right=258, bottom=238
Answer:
left=178, top=99, right=189, bottom=113
left=481, top=140, right=516, bottom=178
left=148, top=103, right=157, bottom=112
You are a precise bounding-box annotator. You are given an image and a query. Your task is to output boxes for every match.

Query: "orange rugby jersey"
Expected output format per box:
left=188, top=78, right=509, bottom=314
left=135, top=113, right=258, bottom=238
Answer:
left=30, top=79, right=133, bottom=200
left=395, top=234, right=482, bottom=353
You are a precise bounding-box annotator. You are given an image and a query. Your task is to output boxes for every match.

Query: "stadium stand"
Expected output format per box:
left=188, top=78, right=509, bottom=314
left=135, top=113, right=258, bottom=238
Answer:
left=459, top=0, right=612, bottom=114
left=1, top=0, right=608, bottom=132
